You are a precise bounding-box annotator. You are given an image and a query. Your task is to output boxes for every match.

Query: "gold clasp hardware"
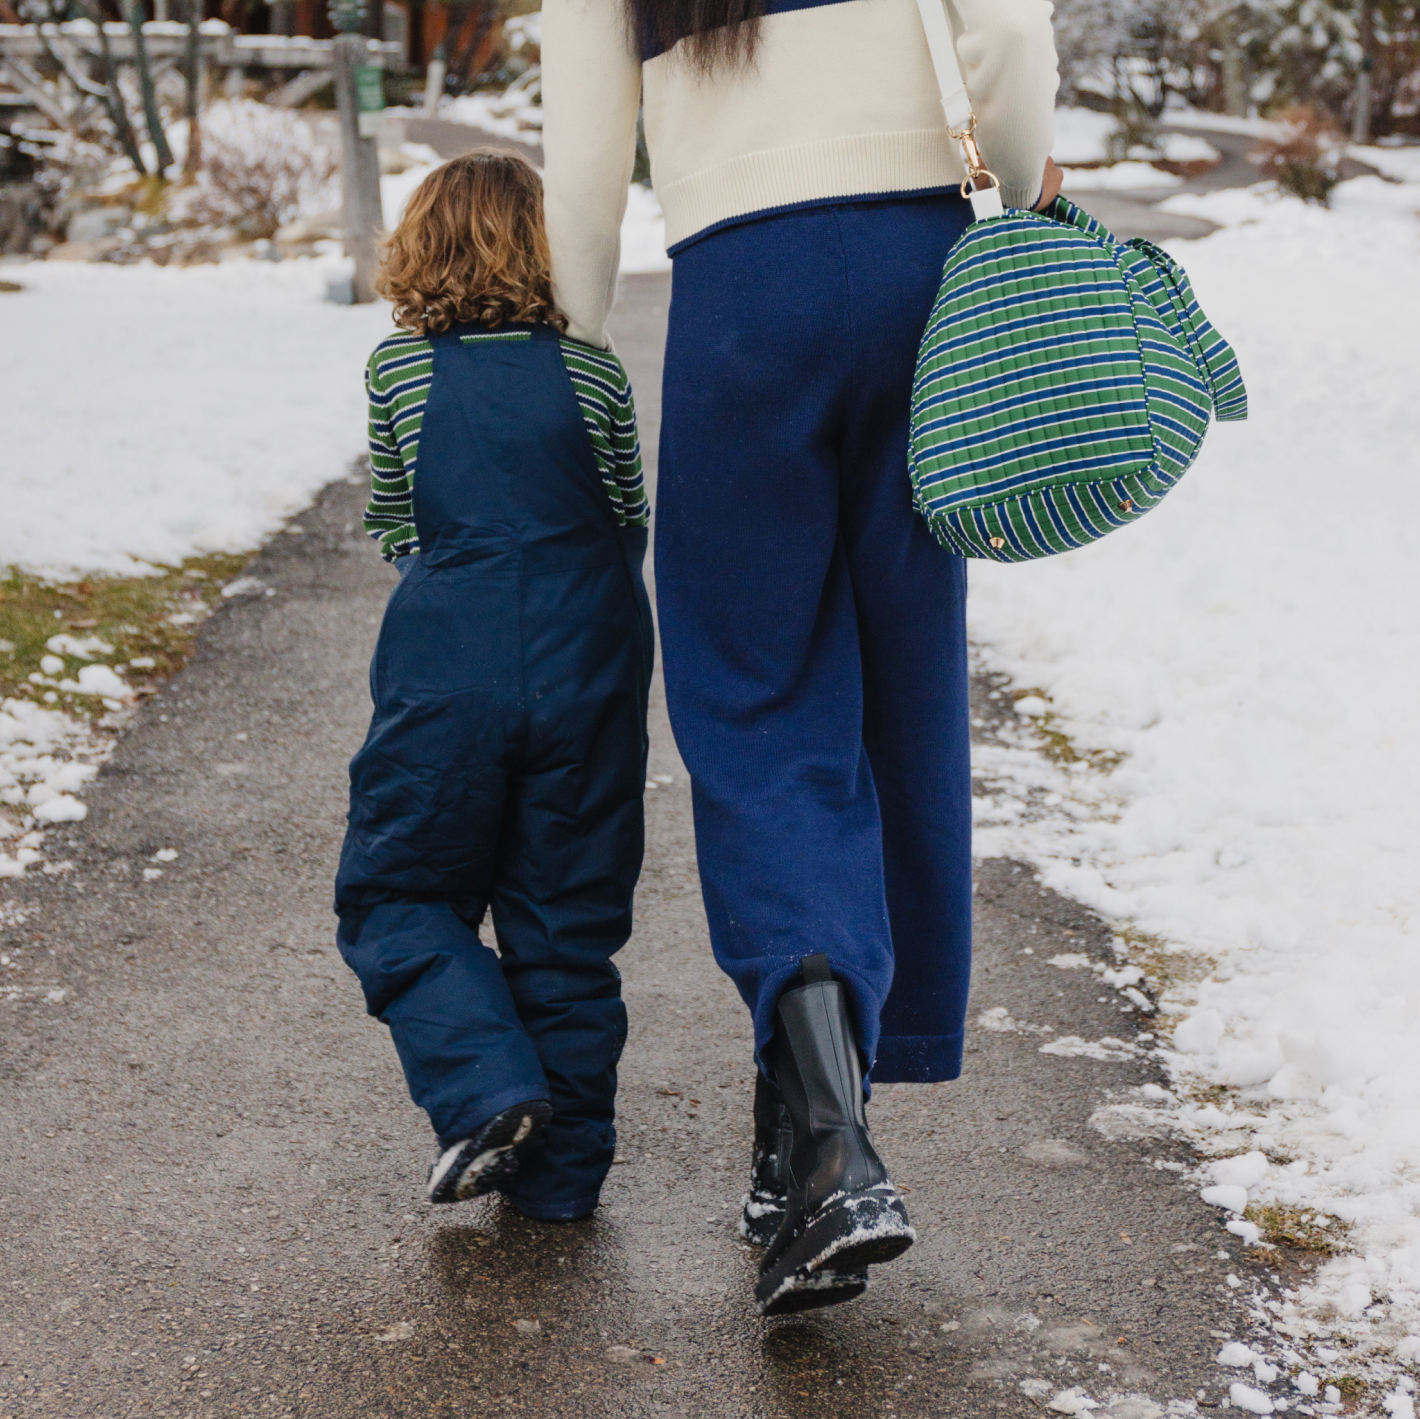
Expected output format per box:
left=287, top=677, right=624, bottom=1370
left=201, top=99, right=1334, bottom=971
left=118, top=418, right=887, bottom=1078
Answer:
left=947, top=113, right=1000, bottom=197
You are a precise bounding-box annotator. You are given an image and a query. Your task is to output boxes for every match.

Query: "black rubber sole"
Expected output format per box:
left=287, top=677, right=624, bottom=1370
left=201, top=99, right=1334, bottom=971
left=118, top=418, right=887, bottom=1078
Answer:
left=755, top=1186, right=915, bottom=1317
left=762, top=1269, right=868, bottom=1316
left=426, top=1100, right=553, bottom=1205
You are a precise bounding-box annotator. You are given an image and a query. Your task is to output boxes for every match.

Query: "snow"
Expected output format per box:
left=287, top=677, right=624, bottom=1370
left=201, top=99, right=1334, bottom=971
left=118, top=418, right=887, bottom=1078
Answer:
left=1061, top=162, right=1182, bottom=191
left=1229, top=1382, right=1275, bottom=1414
left=1225, top=1217, right=1263, bottom=1246
left=1212, top=1151, right=1270, bottom=1190
left=977, top=1005, right=1053, bottom=1036
left=0, top=699, right=106, bottom=875
left=1039, top=1035, right=1140, bottom=1061
left=1052, top=108, right=1218, bottom=168
left=1160, top=107, right=1288, bottom=139
left=1354, top=145, right=1420, bottom=185
left=380, top=146, right=444, bottom=226
left=1218, top=1342, right=1259, bottom=1366
left=60, top=665, right=131, bottom=699
left=1200, top=1185, right=1249, bottom=1214
left=504, top=11, right=540, bottom=49
left=436, top=88, right=543, bottom=140
left=1, top=256, right=392, bottom=581
left=619, top=185, right=672, bottom=274
left=1053, top=108, right=1120, bottom=165
left=1386, top=1386, right=1418, bottom=1419
left=1048, top=1387, right=1101, bottom=1414
left=967, top=171, right=1420, bottom=1360
left=1157, top=132, right=1223, bottom=163
left=46, top=633, right=112, bottom=659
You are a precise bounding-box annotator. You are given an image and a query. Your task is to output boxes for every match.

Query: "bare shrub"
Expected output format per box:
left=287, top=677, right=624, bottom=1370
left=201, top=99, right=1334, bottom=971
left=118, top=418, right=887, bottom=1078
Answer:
left=1252, top=106, right=1345, bottom=206
left=184, top=100, right=338, bottom=240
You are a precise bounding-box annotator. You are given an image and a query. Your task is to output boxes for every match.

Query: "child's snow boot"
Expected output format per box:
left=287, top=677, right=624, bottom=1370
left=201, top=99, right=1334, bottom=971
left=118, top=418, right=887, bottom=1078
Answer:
left=754, top=954, right=914, bottom=1316
left=426, top=1100, right=553, bottom=1205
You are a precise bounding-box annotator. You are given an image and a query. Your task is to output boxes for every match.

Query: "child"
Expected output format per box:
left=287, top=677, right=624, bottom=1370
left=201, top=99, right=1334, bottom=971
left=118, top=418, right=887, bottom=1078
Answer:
left=334, top=150, right=652, bottom=1223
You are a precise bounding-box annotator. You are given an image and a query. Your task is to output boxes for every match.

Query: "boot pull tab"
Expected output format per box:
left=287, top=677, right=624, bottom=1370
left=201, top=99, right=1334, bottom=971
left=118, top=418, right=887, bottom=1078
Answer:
left=799, top=953, right=834, bottom=985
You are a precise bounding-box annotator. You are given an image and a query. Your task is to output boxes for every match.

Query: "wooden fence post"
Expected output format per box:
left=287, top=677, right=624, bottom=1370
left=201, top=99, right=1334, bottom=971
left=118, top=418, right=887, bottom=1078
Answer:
left=330, top=17, right=384, bottom=303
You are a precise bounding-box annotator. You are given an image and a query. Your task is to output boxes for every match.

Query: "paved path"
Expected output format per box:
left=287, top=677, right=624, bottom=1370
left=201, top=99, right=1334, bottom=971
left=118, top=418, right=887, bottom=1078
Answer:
left=0, top=275, right=1281, bottom=1419
left=393, top=115, right=542, bottom=166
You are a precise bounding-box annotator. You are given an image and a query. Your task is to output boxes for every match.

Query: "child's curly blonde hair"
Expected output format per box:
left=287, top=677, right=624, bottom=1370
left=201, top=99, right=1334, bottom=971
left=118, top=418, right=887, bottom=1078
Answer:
left=377, top=148, right=567, bottom=335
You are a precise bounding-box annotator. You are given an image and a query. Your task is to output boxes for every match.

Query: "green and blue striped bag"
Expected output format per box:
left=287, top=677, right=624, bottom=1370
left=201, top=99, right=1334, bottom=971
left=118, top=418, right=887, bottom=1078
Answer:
left=906, top=197, right=1247, bottom=562
left=906, top=0, right=1246, bottom=563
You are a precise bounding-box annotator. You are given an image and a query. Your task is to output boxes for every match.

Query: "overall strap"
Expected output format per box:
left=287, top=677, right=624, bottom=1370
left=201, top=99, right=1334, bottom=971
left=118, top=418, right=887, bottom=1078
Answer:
left=426, top=325, right=463, bottom=352
left=912, top=0, right=1004, bottom=219
left=431, top=320, right=549, bottom=343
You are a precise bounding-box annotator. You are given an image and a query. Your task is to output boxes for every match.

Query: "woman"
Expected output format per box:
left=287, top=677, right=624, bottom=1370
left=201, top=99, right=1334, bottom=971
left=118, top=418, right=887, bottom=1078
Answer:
left=542, top=0, right=1060, bottom=1314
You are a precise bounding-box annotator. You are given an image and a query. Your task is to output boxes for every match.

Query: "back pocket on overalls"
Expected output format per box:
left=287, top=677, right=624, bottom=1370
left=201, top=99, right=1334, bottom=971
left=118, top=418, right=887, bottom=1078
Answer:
left=372, top=561, right=521, bottom=706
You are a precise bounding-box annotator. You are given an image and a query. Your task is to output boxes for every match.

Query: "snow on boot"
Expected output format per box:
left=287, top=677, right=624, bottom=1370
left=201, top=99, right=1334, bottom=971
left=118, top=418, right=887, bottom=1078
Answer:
left=741, top=1071, right=871, bottom=1308
left=740, top=1071, right=792, bottom=1245
left=426, top=1100, right=553, bottom=1205
left=755, top=954, right=915, bottom=1317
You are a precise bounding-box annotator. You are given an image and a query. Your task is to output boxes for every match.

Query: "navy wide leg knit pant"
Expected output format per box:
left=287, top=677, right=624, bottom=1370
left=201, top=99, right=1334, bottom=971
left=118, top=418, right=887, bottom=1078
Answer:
left=656, top=193, right=975, bottom=1084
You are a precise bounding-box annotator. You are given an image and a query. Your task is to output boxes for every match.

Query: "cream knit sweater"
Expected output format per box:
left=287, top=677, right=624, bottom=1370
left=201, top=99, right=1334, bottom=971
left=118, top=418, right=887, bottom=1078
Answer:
left=542, top=0, right=1060, bottom=347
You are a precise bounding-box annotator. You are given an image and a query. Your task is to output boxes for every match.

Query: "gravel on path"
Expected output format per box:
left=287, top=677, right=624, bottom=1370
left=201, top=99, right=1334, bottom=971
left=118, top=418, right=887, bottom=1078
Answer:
left=0, top=275, right=1281, bottom=1419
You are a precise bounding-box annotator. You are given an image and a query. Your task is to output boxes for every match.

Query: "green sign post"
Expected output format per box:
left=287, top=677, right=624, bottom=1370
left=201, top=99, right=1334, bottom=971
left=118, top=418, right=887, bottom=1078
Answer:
left=354, top=63, right=386, bottom=139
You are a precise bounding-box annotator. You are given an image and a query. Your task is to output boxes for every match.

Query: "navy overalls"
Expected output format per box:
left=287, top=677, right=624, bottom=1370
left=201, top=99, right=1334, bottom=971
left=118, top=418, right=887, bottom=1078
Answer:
left=335, top=323, right=653, bottom=1221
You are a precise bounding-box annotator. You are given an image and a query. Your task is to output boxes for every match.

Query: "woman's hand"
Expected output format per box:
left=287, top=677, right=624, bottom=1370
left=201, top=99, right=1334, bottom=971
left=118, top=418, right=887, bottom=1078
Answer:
left=1033, top=158, right=1063, bottom=210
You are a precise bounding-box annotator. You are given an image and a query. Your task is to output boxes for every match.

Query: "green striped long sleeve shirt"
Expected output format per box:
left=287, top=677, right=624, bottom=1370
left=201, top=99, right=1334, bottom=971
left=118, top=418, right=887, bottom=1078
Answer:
left=362, top=328, right=649, bottom=561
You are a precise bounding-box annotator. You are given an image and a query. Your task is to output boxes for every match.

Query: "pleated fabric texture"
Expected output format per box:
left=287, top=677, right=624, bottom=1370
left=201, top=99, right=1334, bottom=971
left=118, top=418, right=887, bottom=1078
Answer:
left=908, top=196, right=1247, bottom=563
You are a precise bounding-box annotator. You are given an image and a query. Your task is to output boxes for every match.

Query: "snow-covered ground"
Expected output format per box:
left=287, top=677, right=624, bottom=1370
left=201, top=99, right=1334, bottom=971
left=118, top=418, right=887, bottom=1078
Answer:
left=435, top=84, right=543, bottom=141
left=1, top=162, right=665, bottom=582
left=2, top=256, right=392, bottom=580
left=618, top=183, right=672, bottom=273
left=968, top=171, right=1420, bottom=1391
left=1054, top=106, right=1220, bottom=168
left=1061, top=161, right=1182, bottom=191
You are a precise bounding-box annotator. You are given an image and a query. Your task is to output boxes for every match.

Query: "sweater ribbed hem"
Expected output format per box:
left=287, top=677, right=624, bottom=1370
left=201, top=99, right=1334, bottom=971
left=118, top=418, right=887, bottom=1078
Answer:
left=665, top=185, right=969, bottom=255
left=660, top=128, right=976, bottom=250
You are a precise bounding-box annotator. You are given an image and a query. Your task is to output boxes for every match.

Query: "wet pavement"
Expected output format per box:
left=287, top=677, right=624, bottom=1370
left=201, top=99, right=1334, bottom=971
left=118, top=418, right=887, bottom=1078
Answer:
left=0, top=274, right=1276, bottom=1418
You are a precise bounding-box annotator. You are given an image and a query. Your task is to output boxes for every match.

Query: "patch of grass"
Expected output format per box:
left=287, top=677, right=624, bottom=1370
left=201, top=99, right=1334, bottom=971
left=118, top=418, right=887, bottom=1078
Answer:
left=1185, top=1082, right=1238, bottom=1108
left=1107, top=927, right=1214, bottom=1046
left=0, top=554, right=250, bottom=722
left=1247, top=1204, right=1352, bottom=1257
left=1007, top=688, right=1125, bottom=773
left=1333, top=1374, right=1366, bottom=1399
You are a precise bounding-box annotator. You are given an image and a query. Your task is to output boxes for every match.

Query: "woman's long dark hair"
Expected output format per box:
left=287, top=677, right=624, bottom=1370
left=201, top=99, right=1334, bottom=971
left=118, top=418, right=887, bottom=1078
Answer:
left=627, top=0, right=769, bottom=68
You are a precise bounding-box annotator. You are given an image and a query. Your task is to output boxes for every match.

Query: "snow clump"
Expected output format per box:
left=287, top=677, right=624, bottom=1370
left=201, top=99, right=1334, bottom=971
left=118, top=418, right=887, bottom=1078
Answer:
left=0, top=698, right=108, bottom=876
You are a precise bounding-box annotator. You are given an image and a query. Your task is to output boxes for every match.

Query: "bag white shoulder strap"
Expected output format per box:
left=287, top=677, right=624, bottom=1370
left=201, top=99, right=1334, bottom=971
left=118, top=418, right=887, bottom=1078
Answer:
left=913, top=0, right=1005, bottom=218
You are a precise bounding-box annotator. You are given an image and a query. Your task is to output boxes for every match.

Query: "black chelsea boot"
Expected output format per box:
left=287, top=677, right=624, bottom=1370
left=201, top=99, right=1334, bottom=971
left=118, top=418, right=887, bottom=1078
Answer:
left=754, top=954, right=914, bottom=1316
